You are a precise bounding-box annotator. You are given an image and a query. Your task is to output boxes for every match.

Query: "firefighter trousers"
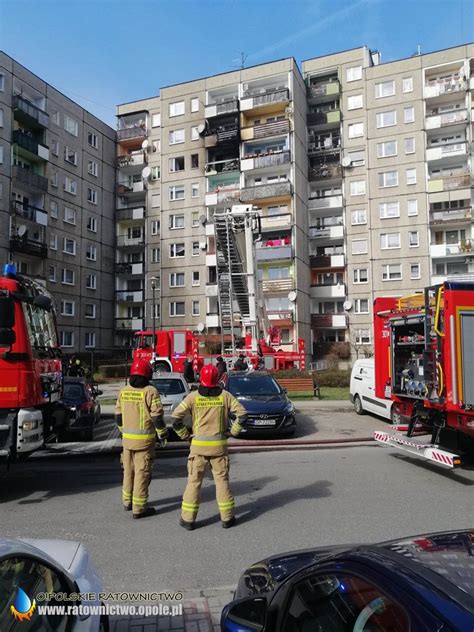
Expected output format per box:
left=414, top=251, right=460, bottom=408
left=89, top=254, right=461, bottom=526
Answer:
left=122, top=446, right=155, bottom=514
left=181, top=454, right=234, bottom=523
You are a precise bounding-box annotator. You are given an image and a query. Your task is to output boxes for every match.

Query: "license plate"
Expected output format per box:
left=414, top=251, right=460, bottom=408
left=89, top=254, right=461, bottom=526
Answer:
left=253, top=419, right=276, bottom=426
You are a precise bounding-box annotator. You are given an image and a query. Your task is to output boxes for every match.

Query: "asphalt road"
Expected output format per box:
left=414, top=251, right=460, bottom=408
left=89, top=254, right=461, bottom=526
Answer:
left=2, top=444, right=473, bottom=596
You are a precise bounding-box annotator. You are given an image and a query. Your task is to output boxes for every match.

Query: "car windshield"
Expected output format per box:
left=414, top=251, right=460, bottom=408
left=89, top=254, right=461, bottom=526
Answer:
left=228, top=376, right=281, bottom=397
left=63, top=384, right=85, bottom=400
left=151, top=379, right=186, bottom=396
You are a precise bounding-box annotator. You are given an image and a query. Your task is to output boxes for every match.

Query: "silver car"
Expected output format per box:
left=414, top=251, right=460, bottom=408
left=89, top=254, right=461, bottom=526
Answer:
left=0, top=537, right=105, bottom=630
left=151, top=372, right=190, bottom=424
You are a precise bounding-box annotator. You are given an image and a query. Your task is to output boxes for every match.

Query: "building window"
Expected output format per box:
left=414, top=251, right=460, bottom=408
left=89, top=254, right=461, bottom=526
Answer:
left=192, top=300, right=200, bottom=316
left=404, top=106, right=415, bottom=123
left=64, top=206, right=76, bottom=224
left=88, top=132, right=98, bottom=148
left=170, top=243, right=185, bottom=258
left=349, top=180, right=366, bottom=196
left=406, top=168, right=417, bottom=185
left=169, top=101, right=185, bottom=117
left=351, top=209, right=367, bottom=225
left=169, top=156, right=185, bottom=172
left=355, top=329, right=371, bottom=344
left=377, top=140, right=397, bottom=158
left=85, top=303, right=96, bottom=319
left=151, top=166, right=160, bottom=180
left=169, top=129, right=185, bottom=145
left=60, top=300, right=75, bottom=316
left=191, top=97, right=199, bottom=112
left=151, top=220, right=160, bottom=235
left=347, top=94, right=363, bottom=110
left=88, top=160, right=98, bottom=176
left=380, top=232, right=401, bottom=249
left=0, top=74, right=4, bottom=91
left=404, top=137, right=415, bottom=154
left=64, top=177, right=77, bottom=195
left=353, top=268, right=368, bottom=284
left=151, top=248, right=160, bottom=263
left=354, top=298, right=369, bottom=313
left=85, top=332, right=96, bottom=348
left=376, top=110, right=396, bottom=128
left=410, top=263, right=421, bottom=279
left=169, top=214, right=185, bottom=229
left=63, top=238, right=76, bottom=255
left=86, top=274, right=96, bottom=290
left=49, top=265, right=56, bottom=282
left=87, top=188, right=98, bottom=204
left=86, top=244, right=97, bottom=260
left=51, top=109, right=60, bottom=125
left=61, top=268, right=75, bottom=285
left=348, top=122, right=364, bottom=138
left=169, top=302, right=185, bottom=317
left=347, top=150, right=365, bottom=166
left=379, top=201, right=400, bottom=219
left=87, top=216, right=97, bottom=232
left=51, top=139, right=59, bottom=156
left=192, top=241, right=200, bottom=256
left=169, top=185, right=185, bottom=201
left=191, top=126, right=199, bottom=141
left=346, top=66, right=362, bottom=82
left=169, top=272, right=185, bottom=287
left=50, top=171, right=58, bottom=188
left=50, top=235, right=58, bottom=250
left=191, top=153, right=199, bottom=169
left=402, top=77, right=413, bottom=93
left=352, top=239, right=368, bottom=255
left=192, top=271, right=200, bottom=286
left=64, top=146, right=77, bottom=165
left=60, top=331, right=74, bottom=347
left=375, top=80, right=395, bottom=98
left=191, top=183, right=199, bottom=198
left=50, top=200, right=58, bottom=219
left=407, top=199, right=418, bottom=216
left=64, top=114, right=79, bottom=136
left=378, top=170, right=398, bottom=188
left=409, top=231, right=419, bottom=247
left=192, top=212, right=200, bottom=227
left=382, top=264, right=402, bottom=281
left=151, top=113, right=161, bottom=127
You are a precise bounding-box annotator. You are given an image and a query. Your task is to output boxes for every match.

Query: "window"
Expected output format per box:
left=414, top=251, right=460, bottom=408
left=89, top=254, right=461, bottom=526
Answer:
left=192, top=211, right=200, bottom=227
left=60, top=331, right=74, bottom=347
left=191, top=126, right=199, bottom=141
left=169, top=129, right=185, bottom=144
left=349, top=180, right=366, bottom=196
left=192, top=241, right=200, bottom=256
left=64, top=146, right=77, bottom=165
left=378, top=170, right=398, bottom=188
left=348, top=122, right=364, bottom=138
left=64, top=114, right=78, bottom=136
left=151, top=113, right=161, bottom=127
left=377, top=140, right=397, bottom=158
left=409, top=231, right=419, bottom=247
left=50, top=235, right=58, bottom=250
left=353, top=268, right=368, bottom=283
left=50, top=200, right=58, bottom=219
left=381, top=232, right=401, bottom=249
left=49, top=265, right=56, bottom=282
left=403, top=77, right=413, bottom=93
left=170, top=243, right=185, bottom=258
left=85, top=332, right=96, bottom=348
left=355, top=329, right=371, bottom=344
left=407, top=199, right=418, bottom=216
left=376, top=110, right=396, bottom=128
left=404, top=106, right=415, bottom=123
left=192, top=300, right=200, bottom=316
left=0, top=74, right=4, bottom=91
left=347, top=94, right=363, bottom=110
left=354, top=298, right=369, bottom=313
left=86, top=274, right=96, bottom=289
left=61, top=300, right=75, bottom=316
left=88, top=132, right=98, bottom=148
left=375, top=80, right=395, bottom=98
left=191, top=97, right=199, bottom=112
left=151, top=247, right=160, bottom=263
left=405, top=137, right=415, bottom=154
left=85, top=303, right=96, bottom=319
left=64, top=177, right=77, bottom=195
left=347, top=149, right=365, bottom=166
left=151, top=166, right=160, bottom=180
left=352, top=239, right=368, bottom=254
left=170, top=272, right=185, bottom=287
left=64, top=206, right=76, bottom=224
left=191, top=183, right=199, bottom=198
left=63, top=238, right=76, bottom=255
left=191, top=153, right=199, bottom=168
left=169, top=214, right=185, bottom=229
left=87, top=188, right=98, bottom=204
left=169, top=101, right=185, bottom=117
left=192, top=271, right=200, bottom=286
left=51, top=139, right=59, bottom=156
left=379, top=201, right=400, bottom=219
left=51, top=109, right=60, bottom=125
left=50, top=171, right=58, bottom=188
left=410, top=263, right=421, bottom=279
left=169, top=156, right=184, bottom=172
left=382, top=264, right=402, bottom=280
left=351, top=209, right=367, bottom=225
left=86, top=244, right=97, bottom=260
left=406, top=168, right=417, bottom=185
left=87, top=216, right=97, bottom=232
left=169, top=185, right=185, bottom=201
left=346, top=66, right=362, bottom=81
left=169, top=301, right=185, bottom=317
left=61, top=268, right=75, bottom=285
left=88, top=159, right=98, bottom=176
left=151, top=219, right=160, bottom=235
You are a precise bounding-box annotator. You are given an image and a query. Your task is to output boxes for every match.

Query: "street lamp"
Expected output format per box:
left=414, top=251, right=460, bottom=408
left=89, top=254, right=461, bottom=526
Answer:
left=150, top=276, right=158, bottom=364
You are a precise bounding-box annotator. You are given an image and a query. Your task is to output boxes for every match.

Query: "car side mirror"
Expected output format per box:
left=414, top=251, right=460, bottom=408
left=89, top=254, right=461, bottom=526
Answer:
left=221, top=597, right=266, bottom=632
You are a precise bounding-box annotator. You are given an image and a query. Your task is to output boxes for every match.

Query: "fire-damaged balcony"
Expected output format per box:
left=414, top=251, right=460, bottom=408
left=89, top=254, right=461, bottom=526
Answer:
left=241, top=150, right=291, bottom=172
left=308, top=163, right=342, bottom=181
left=205, top=158, right=240, bottom=175
left=204, top=115, right=239, bottom=147
left=307, top=110, right=341, bottom=128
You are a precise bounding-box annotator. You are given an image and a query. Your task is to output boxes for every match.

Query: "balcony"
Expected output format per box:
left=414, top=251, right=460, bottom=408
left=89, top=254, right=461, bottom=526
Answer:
left=205, top=284, right=219, bottom=297
left=117, top=181, right=145, bottom=197
left=10, top=235, right=47, bottom=258
left=13, top=95, right=49, bottom=129
left=117, top=124, right=147, bottom=143
left=310, top=254, right=345, bottom=269
left=240, top=88, right=290, bottom=114
left=260, top=213, right=292, bottom=231
left=206, top=254, right=217, bottom=267
left=240, top=119, right=290, bottom=142
left=12, top=165, right=48, bottom=191
left=308, top=164, right=342, bottom=181
left=12, top=130, right=49, bottom=162
left=206, top=314, right=220, bottom=328
left=424, top=79, right=467, bottom=99
left=116, top=207, right=146, bottom=222
left=261, top=278, right=294, bottom=293
left=205, top=188, right=240, bottom=207
left=115, top=318, right=144, bottom=330
left=430, top=207, right=472, bottom=225
left=205, top=99, right=239, bottom=119
left=430, top=242, right=472, bottom=258
left=116, top=153, right=145, bottom=169
left=205, top=158, right=239, bottom=175
left=116, top=262, right=144, bottom=275
left=309, top=225, right=344, bottom=240
left=311, top=314, right=347, bottom=328
left=116, top=290, right=144, bottom=303
left=241, top=150, right=291, bottom=172
left=307, top=110, right=341, bottom=128
left=240, top=181, right=292, bottom=203
left=205, top=121, right=240, bottom=147
left=308, top=195, right=343, bottom=211
left=426, top=141, right=467, bottom=162
left=307, top=81, right=340, bottom=101
left=116, top=235, right=145, bottom=248
left=267, top=310, right=294, bottom=324
left=425, top=109, right=468, bottom=129
left=427, top=173, right=471, bottom=193
left=256, top=244, right=292, bottom=262
left=11, top=201, right=47, bottom=226
left=308, top=137, right=340, bottom=156
left=310, top=284, right=346, bottom=299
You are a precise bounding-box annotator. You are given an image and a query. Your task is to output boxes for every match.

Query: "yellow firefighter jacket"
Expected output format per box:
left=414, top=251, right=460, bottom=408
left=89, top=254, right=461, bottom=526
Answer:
left=115, top=384, right=165, bottom=450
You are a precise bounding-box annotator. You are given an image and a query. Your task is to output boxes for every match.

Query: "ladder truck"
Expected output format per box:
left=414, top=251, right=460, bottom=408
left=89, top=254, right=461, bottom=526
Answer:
left=373, top=281, right=474, bottom=469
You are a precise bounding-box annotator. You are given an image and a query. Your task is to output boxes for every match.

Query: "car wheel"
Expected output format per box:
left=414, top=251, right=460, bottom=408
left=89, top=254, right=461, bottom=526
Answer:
left=389, top=405, right=397, bottom=424
left=354, top=395, right=364, bottom=415
left=154, top=362, right=170, bottom=372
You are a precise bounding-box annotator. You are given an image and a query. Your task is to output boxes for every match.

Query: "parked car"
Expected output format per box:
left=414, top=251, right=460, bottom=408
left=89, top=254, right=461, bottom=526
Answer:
left=151, top=372, right=190, bottom=424
left=225, top=372, right=296, bottom=437
left=0, top=536, right=107, bottom=630
left=221, top=529, right=474, bottom=632
left=59, top=378, right=102, bottom=442
left=350, top=358, right=394, bottom=421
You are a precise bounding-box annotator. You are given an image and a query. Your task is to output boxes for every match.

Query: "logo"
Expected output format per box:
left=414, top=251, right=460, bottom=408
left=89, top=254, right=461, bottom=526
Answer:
left=260, top=414, right=269, bottom=419
left=10, top=587, right=37, bottom=622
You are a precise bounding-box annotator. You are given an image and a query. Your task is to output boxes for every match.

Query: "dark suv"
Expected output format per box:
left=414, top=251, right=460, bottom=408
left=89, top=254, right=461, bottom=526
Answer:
left=226, top=372, right=296, bottom=437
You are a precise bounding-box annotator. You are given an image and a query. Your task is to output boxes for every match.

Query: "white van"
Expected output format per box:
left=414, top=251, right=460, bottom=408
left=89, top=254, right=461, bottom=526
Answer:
left=350, top=358, right=393, bottom=422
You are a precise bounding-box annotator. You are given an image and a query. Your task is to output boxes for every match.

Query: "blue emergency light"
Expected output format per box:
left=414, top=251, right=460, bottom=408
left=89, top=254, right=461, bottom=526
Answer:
left=3, top=263, right=17, bottom=277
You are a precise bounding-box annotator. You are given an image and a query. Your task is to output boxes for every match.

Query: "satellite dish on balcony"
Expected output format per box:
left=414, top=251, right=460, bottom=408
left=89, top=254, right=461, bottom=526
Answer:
left=343, top=300, right=353, bottom=311
left=197, top=123, right=206, bottom=136
left=197, top=322, right=205, bottom=333
left=141, top=166, right=152, bottom=180
left=17, top=225, right=27, bottom=237
left=341, top=156, right=352, bottom=168
left=288, top=291, right=297, bottom=302
left=142, top=140, right=149, bottom=151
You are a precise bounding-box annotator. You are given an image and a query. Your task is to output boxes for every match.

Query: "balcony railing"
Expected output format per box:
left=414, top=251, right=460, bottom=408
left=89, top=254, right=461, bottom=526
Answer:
left=116, top=207, right=146, bottom=222
left=116, top=262, right=144, bottom=275
left=308, top=164, right=342, bottom=181
left=307, top=110, right=341, bottom=127
left=12, top=130, right=49, bottom=161
left=311, top=314, right=347, bottom=328
left=308, top=195, right=343, bottom=211
left=241, top=150, right=291, bottom=171
left=261, top=278, right=294, bottom=293
left=260, top=213, right=292, bottom=231
left=425, top=109, right=468, bottom=129
left=115, top=318, right=144, bottom=330
left=308, top=138, right=340, bottom=155
left=430, top=241, right=472, bottom=258
left=240, top=181, right=292, bottom=202
left=240, top=119, right=290, bottom=141
left=241, top=88, right=290, bottom=110
left=117, top=181, right=145, bottom=195
left=427, top=173, right=471, bottom=193
left=267, top=310, right=294, bottom=322
left=307, top=81, right=340, bottom=100
left=424, top=79, right=467, bottom=98
left=10, top=235, right=48, bottom=258
left=309, top=224, right=344, bottom=240
left=429, top=207, right=472, bottom=224
left=426, top=141, right=467, bottom=161
left=116, top=290, right=144, bottom=303
left=13, top=95, right=49, bottom=128
left=117, top=125, right=147, bottom=141
left=310, top=284, right=346, bottom=299
left=116, top=235, right=145, bottom=247
left=116, top=153, right=145, bottom=168
left=256, top=244, right=292, bottom=261
left=310, top=254, right=345, bottom=268
left=205, top=158, right=239, bottom=174
left=205, top=99, right=239, bottom=118
left=12, top=165, right=48, bottom=191
left=11, top=201, right=48, bottom=226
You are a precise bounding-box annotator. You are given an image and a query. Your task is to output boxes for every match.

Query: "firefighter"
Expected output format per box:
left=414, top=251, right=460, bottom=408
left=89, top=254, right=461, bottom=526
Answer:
left=115, top=358, right=167, bottom=519
left=171, top=364, right=247, bottom=530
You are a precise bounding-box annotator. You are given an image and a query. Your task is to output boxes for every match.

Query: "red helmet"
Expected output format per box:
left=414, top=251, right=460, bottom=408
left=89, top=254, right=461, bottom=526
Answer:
left=130, top=358, right=152, bottom=379
left=200, top=364, right=219, bottom=388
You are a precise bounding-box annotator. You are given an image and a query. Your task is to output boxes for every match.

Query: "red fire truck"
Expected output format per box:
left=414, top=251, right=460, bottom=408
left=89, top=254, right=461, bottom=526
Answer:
left=373, top=281, right=474, bottom=468
left=0, top=264, right=65, bottom=470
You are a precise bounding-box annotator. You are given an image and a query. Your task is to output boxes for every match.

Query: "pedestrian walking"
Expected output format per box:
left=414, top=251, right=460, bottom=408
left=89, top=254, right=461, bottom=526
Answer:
left=115, top=358, right=168, bottom=519
left=171, top=364, right=248, bottom=530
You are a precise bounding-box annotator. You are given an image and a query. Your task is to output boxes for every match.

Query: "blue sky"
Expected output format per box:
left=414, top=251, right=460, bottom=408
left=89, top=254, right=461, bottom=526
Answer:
left=1, top=0, right=473, bottom=127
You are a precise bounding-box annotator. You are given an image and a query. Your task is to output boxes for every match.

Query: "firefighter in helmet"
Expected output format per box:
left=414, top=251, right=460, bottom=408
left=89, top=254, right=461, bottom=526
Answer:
left=171, top=364, right=248, bottom=530
left=115, top=358, right=167, bottom=519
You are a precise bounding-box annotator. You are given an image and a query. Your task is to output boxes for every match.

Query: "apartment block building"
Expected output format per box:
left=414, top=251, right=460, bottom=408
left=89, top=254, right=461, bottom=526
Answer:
left=0, top=52, right=116, bottom=352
